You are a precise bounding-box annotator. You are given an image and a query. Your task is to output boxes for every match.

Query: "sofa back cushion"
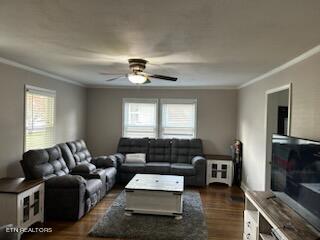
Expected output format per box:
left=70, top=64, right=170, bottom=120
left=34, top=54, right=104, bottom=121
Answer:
left=66, top=140, right=92, bottom=165
left=148, top=139, right=172, bottom=162
left=59, top=143, right=77, bottom=170
left=117, top=138, right=149, bottom=155
left=22, top=146, right=69, bottom=180
left=171, top=139, right=203, bottom=164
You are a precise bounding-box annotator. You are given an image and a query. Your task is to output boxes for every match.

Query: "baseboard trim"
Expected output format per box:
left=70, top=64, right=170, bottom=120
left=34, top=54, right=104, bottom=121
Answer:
left=240, top=182, right=250, bottom=193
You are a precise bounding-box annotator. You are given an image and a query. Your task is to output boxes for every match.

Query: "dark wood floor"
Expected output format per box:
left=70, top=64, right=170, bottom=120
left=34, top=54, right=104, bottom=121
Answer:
left=23, top=184, right=244, bottom=240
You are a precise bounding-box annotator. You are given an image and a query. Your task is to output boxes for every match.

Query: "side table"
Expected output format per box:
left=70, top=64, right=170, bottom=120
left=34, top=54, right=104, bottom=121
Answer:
left=206, top=154, right=234, bottom=187
left=0, top=178, right=44, bottom=229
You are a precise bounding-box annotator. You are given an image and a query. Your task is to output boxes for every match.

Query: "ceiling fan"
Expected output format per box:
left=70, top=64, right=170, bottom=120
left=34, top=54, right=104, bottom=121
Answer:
left=100, top=58, right=177, bottom=84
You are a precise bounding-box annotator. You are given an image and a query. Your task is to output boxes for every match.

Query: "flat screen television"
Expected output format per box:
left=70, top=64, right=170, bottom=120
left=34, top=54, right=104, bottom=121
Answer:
left=271, top=134, right=320, bottom=231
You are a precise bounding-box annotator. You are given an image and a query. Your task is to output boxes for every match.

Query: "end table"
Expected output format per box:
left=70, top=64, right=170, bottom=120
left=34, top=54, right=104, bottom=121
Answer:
left=206, top=155, right=234, bottom=187
left=0, top=178, right=44, bottom=229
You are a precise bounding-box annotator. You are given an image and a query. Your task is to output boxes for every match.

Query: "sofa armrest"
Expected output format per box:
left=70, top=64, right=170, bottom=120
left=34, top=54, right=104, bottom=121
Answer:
left=191, top=156, right=207, bottom=187
left=91, top=155, right=117, bottom=168
left=44, top=175, right=87, bottom=220
left=192, top=156, right=206, bottom=166
left=71, top=163, right=96, bottom=174
left=192, top=156, right=207, bottom=174
left=113, top=153, right=125, bottom=165
left=45, top=175, right=86, bottom=188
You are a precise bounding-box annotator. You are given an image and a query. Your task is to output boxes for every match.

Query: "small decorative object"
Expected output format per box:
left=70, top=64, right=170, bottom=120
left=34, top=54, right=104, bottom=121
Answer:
left=231, top=140, right=243, bottom=186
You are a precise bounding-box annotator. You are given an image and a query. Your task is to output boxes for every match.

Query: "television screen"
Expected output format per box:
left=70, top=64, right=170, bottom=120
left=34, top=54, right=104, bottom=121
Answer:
left=271, top=134, right=320, bottom=231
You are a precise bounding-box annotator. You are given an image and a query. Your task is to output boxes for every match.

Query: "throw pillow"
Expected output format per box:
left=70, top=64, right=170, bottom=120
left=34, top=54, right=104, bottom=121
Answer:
left=125, top=153, right=146, bottom=163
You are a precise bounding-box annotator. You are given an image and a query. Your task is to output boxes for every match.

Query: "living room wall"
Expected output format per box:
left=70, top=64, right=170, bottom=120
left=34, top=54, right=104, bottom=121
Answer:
left=238, top=51, right=320, bottom=191
left=86, top=88, right=237, bottom=156
left=0, top=62, right=87, bottom=178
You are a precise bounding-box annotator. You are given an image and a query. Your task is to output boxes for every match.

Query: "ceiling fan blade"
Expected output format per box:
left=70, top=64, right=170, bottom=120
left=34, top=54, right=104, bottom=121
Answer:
left=105, top=75, right=126, bottom=82
left=143, top=79, right=151, bottom=84
left=148, top=74, right=177, bottom=81
left=100, top=72, right=125, bottom=75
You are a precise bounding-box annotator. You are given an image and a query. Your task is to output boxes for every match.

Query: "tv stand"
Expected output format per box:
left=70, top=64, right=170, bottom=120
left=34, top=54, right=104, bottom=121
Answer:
left=244, top=191, right=320, bottom=240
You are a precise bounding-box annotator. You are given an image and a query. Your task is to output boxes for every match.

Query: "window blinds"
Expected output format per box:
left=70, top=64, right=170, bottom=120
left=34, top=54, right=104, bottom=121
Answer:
left=25, top=86, right=56, bottom=151
left=160, top=99, right=197, bottom=139
left=123, top=99, right=158, bottom=138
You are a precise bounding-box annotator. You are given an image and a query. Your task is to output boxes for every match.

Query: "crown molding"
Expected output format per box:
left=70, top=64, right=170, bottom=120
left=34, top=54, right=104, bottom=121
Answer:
left=87, top=84, right=237, bottom=90
left=238, top=44, right=320, bottom=89
left=0, top=57, right=85, bottom=87
left=4, top=43, right=319, bottom=90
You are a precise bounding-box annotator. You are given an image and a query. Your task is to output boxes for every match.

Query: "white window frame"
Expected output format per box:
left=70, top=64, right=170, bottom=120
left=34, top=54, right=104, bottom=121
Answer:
left=159, top=98, right=198, bottom=139
left=24, top=85, right=56, bottom=151
left=122, top=98, right=159, bottom=138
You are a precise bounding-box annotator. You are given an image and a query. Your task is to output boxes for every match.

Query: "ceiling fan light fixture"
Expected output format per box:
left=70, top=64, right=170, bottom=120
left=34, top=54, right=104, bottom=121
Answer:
left=101, top=58, right=177, bottom=84
left=128, top=73, right=147, bottom=84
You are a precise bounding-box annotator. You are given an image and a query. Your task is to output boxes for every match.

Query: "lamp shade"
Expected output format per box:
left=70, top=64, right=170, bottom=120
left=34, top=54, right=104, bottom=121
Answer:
left=128, top=73, right=147, bottom=84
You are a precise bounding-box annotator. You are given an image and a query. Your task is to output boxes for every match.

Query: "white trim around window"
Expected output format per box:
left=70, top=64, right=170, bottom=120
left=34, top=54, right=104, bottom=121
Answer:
left=24, top=85, right=56, bottom=151
left=160, top=98, right=197, bottom=139
left=122, top=98, right=159, bottom=138
left=122, top=98, right=198, bottom=139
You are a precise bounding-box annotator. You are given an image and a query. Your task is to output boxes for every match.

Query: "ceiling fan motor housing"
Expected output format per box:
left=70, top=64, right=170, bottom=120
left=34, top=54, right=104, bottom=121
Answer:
left=128, top=58, right=147, bottom=73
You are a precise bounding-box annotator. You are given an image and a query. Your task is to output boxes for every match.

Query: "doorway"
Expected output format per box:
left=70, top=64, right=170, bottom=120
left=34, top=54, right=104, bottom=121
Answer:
left=265, top=84, right=291, bottom=190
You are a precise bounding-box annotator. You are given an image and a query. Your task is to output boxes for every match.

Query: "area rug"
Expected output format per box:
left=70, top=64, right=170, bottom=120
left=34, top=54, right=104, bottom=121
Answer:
left=89, top=191, right=208, bottom=240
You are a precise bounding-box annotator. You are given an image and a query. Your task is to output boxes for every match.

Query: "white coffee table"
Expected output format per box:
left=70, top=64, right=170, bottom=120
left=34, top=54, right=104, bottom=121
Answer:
left=125, top=174, right=184, bottom=219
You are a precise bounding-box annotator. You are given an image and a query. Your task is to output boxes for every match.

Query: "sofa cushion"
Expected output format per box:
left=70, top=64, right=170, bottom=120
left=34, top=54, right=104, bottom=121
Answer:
left=67, top=140, right=92, bottom=165
left=171, top=139, right=203, bottom=164
left=59, top=143, right=77, bottom=170
left=148, top=139, right=172, bottom=162
left=170, top=163, right=196, bottom=176
left=120, top=163, right=145, bottom=173
left=117, top=138, right=149, bottom=155
left=85, top=179, right=103, bottom=197
left=22, top=146, right=69, bottom=180
left=145, top=162, right=171, bottom=174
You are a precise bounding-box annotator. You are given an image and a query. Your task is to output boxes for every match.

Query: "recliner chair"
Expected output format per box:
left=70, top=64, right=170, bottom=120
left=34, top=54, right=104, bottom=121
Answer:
left=21, top=146, right=103, bottom=220
left=61, top=140, right=117, bottom=193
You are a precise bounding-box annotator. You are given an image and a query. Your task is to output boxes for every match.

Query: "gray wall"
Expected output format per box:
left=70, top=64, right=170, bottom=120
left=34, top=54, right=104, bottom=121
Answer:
left=87, top=88, right=238, bottom=156
left=3, top=50, right=319, bottom=188
left=0, top=62, right=87, bottom=178
left=238, top=52, right=320, bottom=190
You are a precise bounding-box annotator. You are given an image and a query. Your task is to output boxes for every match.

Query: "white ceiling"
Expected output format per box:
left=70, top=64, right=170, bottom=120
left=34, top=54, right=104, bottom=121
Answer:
left=0, top=0, right=320, bottom=88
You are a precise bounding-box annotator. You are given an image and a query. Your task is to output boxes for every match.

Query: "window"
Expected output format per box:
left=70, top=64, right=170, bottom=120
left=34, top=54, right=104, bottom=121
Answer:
left=160, top=99, right=197, bottom=139
left=122, top=98, right=197, bottom=139
left=24, top=85, right=56, bottom=151
left=123, top=98, right=158, bottom=138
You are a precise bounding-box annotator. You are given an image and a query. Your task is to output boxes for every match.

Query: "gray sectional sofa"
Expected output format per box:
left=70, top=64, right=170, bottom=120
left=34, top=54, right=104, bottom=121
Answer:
left=115, top=138, right=207, bottom=186
left=20, top=137, right=206, bottom=221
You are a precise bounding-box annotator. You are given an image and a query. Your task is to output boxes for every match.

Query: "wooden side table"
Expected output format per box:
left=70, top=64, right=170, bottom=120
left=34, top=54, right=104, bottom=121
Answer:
left=206, top=154, right=234, bottom=187
left=0, top=178, right=44, bottom=229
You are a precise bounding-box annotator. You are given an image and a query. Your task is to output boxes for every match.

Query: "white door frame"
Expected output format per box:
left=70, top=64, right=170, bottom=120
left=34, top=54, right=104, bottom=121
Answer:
left=264, top=83, right=292, bottom=190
